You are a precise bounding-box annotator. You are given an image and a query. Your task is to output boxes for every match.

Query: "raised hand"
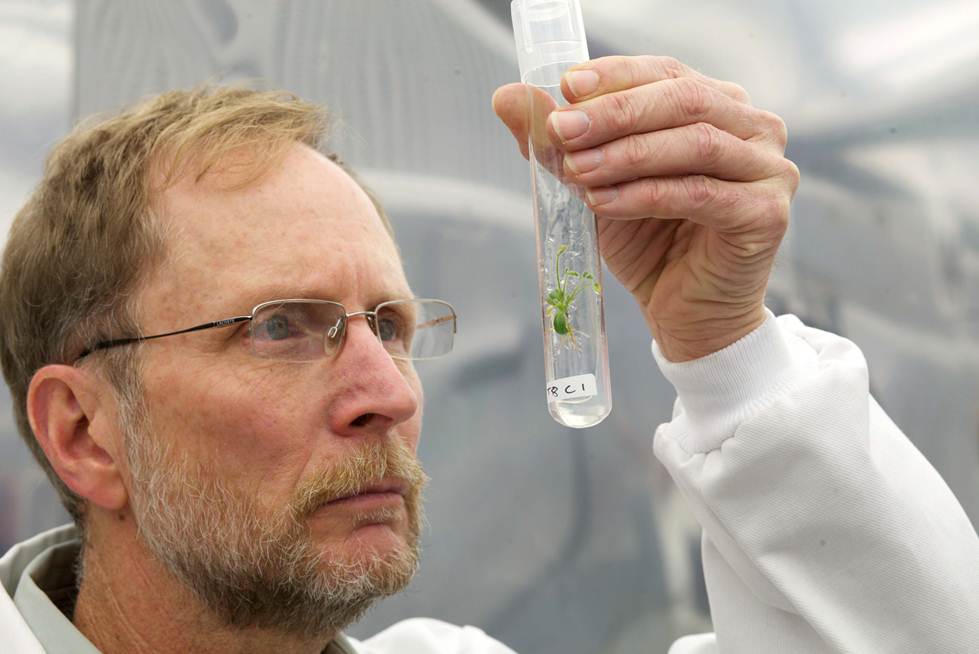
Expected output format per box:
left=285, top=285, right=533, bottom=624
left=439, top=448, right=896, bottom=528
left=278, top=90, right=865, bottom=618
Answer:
left=494, top=55, right=800, bottom=361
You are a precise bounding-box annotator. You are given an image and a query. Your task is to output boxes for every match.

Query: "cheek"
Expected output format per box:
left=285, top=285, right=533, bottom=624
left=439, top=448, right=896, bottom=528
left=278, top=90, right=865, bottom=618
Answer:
left=142, top=361, right=318, bottom=491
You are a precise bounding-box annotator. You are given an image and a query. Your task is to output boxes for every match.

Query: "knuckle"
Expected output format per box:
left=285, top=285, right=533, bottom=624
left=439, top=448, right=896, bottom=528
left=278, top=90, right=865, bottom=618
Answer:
left=692, top=122, right=724, bottom=165
left=727, top=83, right=751, bottom=104
left=621, top=135, right=648, bottom=168
left=603, top=91, right=641, bottom=133
left=639, top=178, right=666, bottom=207
left=756, top=193, right=790, bottom=238
left=657, top=56, right=686, bottom=79
left=671, top=78, right=712, bottom=119
left=684, top=175, right=718, bottom=209
left=782, top=160, right=801, bottom=192
left=759, top=110, right=788, bottom=146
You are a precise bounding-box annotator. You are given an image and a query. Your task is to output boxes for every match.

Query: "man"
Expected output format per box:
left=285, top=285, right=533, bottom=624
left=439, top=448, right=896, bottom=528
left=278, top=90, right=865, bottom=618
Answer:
left=0, top=55, right=976, bottom=653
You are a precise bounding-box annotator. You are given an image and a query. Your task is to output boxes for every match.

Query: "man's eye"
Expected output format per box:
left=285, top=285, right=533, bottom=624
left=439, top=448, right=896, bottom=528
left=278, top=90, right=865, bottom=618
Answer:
left=377, top=317, right=400, bottom=342
left=262, top=315, right=292, bottom=341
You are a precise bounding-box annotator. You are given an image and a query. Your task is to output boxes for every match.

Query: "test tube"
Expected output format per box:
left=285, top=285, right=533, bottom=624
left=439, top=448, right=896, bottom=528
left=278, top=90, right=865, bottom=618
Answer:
left=511, top=0, right=612, bottom=428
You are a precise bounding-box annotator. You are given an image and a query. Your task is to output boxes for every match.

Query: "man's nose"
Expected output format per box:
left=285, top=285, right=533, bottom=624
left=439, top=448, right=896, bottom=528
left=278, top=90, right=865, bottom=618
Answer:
left=325, top=316, right=420, bottom=436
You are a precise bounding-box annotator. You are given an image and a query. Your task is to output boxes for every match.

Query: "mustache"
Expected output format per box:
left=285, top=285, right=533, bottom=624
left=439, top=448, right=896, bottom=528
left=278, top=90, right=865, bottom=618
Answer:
left=291, top=439, right=429, bottom=519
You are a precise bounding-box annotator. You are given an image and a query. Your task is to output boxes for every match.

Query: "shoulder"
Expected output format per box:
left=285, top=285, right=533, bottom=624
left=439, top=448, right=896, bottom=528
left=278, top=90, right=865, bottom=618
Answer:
left=349, top=618, right=517, bottom=654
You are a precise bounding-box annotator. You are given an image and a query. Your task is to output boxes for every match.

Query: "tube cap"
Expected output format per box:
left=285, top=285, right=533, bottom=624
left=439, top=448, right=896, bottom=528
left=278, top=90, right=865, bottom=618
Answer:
left=511, top=0, right=589, bottom=82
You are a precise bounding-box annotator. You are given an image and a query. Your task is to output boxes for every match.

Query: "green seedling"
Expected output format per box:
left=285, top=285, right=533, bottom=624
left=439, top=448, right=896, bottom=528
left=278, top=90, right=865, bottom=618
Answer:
left=545, top=244, right=601, bottom=348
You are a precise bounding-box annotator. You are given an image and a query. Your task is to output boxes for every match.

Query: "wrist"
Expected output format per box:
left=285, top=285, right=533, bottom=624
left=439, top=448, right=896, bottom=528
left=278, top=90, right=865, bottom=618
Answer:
left=652, top=307, right=768, bottom=362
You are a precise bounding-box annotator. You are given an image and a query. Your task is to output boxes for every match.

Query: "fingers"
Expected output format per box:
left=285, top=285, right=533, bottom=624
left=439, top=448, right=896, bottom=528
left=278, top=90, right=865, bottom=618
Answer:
left=544, top=54, right=798, bottom=238
left=493, top=56, right=789, bottom=168
left=564, top=122, right=786, bottom=187
left=583, top=168, right=798, bottom=237
left=549, top=76, right=787, bottom=153
left=562, top=55, right=751, bottom=105
left=491, top=56, right=800, bottom=236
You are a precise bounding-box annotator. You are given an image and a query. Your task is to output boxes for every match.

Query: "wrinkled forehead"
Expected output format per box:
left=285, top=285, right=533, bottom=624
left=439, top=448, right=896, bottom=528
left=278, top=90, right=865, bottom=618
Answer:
left=144, top=144, right=408, bottom=320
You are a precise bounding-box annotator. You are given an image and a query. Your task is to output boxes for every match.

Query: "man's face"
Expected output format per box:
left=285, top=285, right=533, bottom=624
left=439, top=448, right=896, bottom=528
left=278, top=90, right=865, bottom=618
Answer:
left=121, top=143, right=426, bottom=634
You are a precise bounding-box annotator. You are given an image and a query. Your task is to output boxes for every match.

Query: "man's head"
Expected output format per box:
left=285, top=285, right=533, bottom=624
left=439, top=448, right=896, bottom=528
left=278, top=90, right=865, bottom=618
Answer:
left=0, top=87, right=428, bottom=636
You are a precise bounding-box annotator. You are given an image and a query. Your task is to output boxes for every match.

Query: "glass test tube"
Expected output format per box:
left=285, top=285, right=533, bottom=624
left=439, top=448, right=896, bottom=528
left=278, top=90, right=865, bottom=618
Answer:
left=511, top=0, right=612, bottom=428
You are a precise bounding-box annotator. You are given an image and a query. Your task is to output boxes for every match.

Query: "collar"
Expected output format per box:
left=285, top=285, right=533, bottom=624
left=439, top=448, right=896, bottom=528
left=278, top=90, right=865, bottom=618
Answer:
left=11, top=530, right=100, bottom=653
left=2, top=525, right=361, bottom=653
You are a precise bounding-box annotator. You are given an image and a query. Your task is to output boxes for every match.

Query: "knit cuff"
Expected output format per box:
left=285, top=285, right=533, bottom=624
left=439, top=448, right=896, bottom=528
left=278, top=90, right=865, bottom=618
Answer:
left=651, top=310, right=815, bottom=453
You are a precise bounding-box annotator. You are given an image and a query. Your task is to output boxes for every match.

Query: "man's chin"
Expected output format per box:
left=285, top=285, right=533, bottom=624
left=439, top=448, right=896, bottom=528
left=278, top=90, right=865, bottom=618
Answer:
left=308, top=529, right=420, bottom=601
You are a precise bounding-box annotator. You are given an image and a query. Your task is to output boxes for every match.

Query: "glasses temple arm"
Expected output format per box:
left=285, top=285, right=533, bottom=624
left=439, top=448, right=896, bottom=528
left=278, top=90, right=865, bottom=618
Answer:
left=77, top=315, right=252, bottom=360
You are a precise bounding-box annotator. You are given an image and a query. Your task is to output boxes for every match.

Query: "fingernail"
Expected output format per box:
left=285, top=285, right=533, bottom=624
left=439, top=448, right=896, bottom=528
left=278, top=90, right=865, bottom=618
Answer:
left=565, top=70, right=599, bottom=97
left=586, top=186, right=618, bottom=206
left=550, top=110, right=591, bottom=142
left=564, top=148, right=604, bottom=174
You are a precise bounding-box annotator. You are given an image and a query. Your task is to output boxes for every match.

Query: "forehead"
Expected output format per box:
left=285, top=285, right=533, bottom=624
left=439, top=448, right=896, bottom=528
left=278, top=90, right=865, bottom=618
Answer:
left=147, top=143, right=407, bottom=318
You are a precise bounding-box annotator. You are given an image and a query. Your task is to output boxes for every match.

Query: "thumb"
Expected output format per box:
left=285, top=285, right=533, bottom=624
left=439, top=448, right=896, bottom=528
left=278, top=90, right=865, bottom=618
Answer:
left=492, top=83, right=531, bottom=160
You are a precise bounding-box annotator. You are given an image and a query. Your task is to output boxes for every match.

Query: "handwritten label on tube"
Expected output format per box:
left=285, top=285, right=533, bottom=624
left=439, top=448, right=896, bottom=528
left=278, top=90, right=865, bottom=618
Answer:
left=546, top=373, right=597, bottom=401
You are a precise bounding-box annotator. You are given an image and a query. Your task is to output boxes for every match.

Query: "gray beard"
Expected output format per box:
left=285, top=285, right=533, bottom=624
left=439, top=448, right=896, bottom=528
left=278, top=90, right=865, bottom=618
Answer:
left=123, top=410, right=424, bottom=639
left=137, top=490, right=418, bottom=637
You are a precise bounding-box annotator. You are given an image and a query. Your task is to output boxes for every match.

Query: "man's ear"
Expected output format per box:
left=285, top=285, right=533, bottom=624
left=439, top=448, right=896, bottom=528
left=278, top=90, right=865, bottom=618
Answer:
left=26, top=365, right=129, bottom=512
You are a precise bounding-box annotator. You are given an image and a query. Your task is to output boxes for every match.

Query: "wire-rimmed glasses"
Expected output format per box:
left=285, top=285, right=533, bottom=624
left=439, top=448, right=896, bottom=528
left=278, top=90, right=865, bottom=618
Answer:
left=76, top=298, right=457, bottom=363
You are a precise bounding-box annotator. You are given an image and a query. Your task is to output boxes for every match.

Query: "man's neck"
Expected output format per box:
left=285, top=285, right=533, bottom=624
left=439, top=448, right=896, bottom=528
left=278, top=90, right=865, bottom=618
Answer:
left=72, top=515, right=334, bottom=654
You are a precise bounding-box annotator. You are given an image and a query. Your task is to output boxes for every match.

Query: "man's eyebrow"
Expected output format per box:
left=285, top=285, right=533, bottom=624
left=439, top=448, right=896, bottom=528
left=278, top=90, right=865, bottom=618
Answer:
left=233, top=286, right=415, bottom=312
left=368, top=289, right=416, bottom=307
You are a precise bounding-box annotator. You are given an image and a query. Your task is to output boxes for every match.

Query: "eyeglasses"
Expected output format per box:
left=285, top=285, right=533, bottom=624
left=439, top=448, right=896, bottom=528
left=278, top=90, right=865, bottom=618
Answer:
left=76, top=298, right=457, bottom=363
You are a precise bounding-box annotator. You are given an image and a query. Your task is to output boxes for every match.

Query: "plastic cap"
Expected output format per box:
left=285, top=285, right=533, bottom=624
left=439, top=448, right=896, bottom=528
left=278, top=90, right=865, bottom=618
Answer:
left=511, top=0, right=589, bottom=82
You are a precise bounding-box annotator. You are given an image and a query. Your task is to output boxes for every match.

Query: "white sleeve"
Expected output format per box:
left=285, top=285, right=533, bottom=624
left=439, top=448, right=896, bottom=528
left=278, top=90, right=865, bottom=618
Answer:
left=350, top=617, right=517, bottom=654
left=652, top=312, right=979, bottom=654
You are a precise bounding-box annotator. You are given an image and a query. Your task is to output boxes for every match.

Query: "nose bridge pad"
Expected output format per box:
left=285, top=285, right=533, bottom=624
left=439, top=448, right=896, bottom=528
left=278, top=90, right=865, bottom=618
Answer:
left=330, top=312, right=384, bottom=358
left=324, top=315, right=345, bottom=355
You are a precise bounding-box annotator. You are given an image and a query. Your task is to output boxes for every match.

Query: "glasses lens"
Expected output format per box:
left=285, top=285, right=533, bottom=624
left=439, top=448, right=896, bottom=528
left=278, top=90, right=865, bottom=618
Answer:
left=377, top=299, right=456, bottom=360
left=250, top=301, right=345, bottom=361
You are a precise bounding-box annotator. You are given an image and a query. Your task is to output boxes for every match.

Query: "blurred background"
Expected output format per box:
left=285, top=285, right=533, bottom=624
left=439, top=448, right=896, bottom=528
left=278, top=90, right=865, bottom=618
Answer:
left=1, top=1, right=976, bottom=652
